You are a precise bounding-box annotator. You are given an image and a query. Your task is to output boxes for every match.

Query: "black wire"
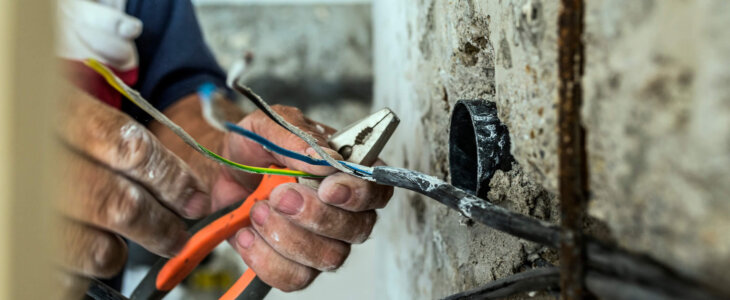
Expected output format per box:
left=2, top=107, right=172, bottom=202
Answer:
left=373, top=166, right=729, bottom=300
left=441, top=268, right=560, bottom=300
left=87, top=278, right=128, bottom=300
left=372, top=166, right=561, bottom=247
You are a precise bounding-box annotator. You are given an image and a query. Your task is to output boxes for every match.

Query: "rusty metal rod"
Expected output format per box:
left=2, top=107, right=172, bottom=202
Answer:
left=557, top=0, right=589, bottom=298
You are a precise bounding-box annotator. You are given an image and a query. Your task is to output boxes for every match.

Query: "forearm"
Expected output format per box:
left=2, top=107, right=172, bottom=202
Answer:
left=149, top=94, right=245, bottom=188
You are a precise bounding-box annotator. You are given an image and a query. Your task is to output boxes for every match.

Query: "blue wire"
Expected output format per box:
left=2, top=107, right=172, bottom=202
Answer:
left=199, top=84, right=372, bottom=175
left=224, top=122, right=329, bottom=166
left=225, top=122, right=372, bottom=176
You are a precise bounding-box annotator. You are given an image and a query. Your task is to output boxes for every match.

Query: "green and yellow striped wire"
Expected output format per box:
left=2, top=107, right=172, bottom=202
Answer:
left=84, top=58, right=320, bottom=178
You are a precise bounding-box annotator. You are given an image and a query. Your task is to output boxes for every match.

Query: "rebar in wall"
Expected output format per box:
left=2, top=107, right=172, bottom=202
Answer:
left=557, top=0, right=589, bottom=299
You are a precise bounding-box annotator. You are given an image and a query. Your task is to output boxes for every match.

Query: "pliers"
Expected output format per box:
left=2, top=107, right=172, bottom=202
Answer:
left=129, top=108, right=399, bottom=300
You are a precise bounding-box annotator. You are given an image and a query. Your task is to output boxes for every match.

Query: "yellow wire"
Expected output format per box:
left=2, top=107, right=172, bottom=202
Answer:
left=83, top=58, right=316, bottom=177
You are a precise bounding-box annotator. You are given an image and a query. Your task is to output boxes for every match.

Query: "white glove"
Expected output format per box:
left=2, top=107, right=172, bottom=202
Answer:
left=57, top=0, right=142, bottom=70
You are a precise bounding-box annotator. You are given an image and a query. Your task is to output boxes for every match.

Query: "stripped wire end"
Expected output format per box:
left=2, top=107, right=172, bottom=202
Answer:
left=226, top=52, right=253, bottom=89
left=197, top=82, right=227, bottom=132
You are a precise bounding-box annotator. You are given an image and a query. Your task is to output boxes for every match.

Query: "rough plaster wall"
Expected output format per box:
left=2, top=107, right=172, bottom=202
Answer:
left=584, top=0, right=730, bottom=293
left=373, top=0, right=559, bottom=298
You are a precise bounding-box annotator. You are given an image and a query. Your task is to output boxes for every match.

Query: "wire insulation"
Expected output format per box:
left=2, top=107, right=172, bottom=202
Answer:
left=84, top=58, right=320, bottom=178
left=197, top=84, right=373, bottom=176
left=228, top=77, right=359, bottom=177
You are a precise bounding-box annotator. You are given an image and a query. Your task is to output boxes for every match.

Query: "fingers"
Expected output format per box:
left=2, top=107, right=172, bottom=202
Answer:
left=232, top=228, right=319, bottom=292
left=58, top=220, right=127, bottom=278
left=60, top=90, right=210, bottom=219
left=269, top=183, right=377, bottom=244
left=227, top=105, right=342, bottom=177
left=56, top=271, right=91, bottom=300
left=60, top=150, right=189, bottom=257
left=249, top=201, right=351, bottom=271
left=318, top=173, right=394, bottom=212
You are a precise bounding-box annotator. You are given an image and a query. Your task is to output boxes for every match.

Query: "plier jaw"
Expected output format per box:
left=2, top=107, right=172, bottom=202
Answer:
left=329, top=108, right=400, bottom=166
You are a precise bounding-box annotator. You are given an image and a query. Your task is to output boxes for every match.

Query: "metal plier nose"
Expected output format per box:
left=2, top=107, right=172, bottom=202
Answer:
left=329, top=108, right=400, bottom=166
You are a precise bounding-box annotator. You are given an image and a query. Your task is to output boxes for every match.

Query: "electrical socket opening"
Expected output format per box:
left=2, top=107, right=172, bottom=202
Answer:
left=448, top=99, right=513, bottom=199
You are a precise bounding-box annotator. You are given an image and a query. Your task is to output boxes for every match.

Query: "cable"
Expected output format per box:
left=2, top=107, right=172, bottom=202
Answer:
left=87, top=278, right=129, bottom=300
left=224, top=122, right=372, bottom=175
left=84, top=58, right=320, bottom=178
left=441, top=267, right=560, bottom=300
left=197, top=84, right=372, bottom=176
left=224, top=122, right=328, bottom=166
left=230, top=80, right=357, bottom=177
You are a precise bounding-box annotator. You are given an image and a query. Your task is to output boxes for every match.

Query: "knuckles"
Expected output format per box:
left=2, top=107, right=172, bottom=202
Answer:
left=106, top=181, right=146, bottom=229
left=319, top=243, right=350, bottom=271
left=350, top=211, right=377, bottom=244
left=90, top=236, right=127, bottom=278
left=278, top=268, right=317, bottom=292
left=114, top=122, right=155, bottom=170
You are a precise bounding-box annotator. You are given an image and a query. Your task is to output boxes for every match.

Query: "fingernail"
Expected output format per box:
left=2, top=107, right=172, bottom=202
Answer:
left=236, top=229, right=255, bottom=249
left=184, top=191, right=210, bottom=218
left=276, top=188, right=304, bottom=215
left=327, top=184, right=351, bottom=205
left=252, top=204, right=269, bottom=226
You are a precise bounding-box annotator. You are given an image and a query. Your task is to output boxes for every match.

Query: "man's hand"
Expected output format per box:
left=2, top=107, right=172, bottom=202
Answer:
left=209, top=105, right=394, bottom=292
left=57, top=89, right=211, bottom=277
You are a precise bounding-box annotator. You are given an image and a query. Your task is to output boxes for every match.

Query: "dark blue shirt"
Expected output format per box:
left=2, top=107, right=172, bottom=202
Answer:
left=124, top=0, right=228, bottom=122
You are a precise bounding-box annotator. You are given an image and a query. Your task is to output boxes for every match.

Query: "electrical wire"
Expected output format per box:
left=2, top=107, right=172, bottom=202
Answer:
left=441, top=267, right=560, bottom=300
left=227, top=73, right=358, bottom=177
left=224, top=121, right=373, bottom=176
left=197, top=84, right=373, bottom=176
left=84, top=58, right=320, bottom=178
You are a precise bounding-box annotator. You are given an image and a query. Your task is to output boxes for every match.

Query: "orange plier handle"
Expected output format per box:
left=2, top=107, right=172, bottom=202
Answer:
left=130, top=166, right=296, bottom=300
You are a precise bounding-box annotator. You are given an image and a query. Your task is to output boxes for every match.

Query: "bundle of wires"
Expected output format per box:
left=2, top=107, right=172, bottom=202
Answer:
left=85, top=58, right=370, bottom=178
left=85, top=59, right=317, bottom=177
left=196, top=83, right=373, bottom=176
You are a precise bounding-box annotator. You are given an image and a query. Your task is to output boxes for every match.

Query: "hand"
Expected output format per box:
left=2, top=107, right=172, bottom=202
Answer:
left=57, top=89, right=211, bottom=278
left=211, top=105, right=394, bottom=292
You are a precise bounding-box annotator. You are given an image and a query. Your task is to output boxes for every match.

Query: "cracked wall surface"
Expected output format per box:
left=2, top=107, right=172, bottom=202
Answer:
left=584, top=0, right=730, bottom=294
left=374, top=0, right=730, bottom=298
left=373, top=0, right=559, bottom=298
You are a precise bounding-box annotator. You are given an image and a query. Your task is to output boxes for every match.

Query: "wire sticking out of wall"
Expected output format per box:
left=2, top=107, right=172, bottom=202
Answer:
left=196, top=83, right=373, bottom=175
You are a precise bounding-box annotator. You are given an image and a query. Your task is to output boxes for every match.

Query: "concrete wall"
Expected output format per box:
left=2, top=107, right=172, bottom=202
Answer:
left=373, top=1, right=559, bottom=298
left=584, top=0, right=730, bottom=293
left=374, top=0, right=730, bottom=298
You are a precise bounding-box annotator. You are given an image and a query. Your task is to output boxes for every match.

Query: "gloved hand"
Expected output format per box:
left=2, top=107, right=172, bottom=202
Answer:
left=57, top=0, right=142, bottom=70
left=210, top=105, right=394, bottom=292
left=57, top=89, right=211, bottom=278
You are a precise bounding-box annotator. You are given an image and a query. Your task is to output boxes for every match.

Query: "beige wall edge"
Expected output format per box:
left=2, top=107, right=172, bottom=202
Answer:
left=0, top=0, right=57, bottom=298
